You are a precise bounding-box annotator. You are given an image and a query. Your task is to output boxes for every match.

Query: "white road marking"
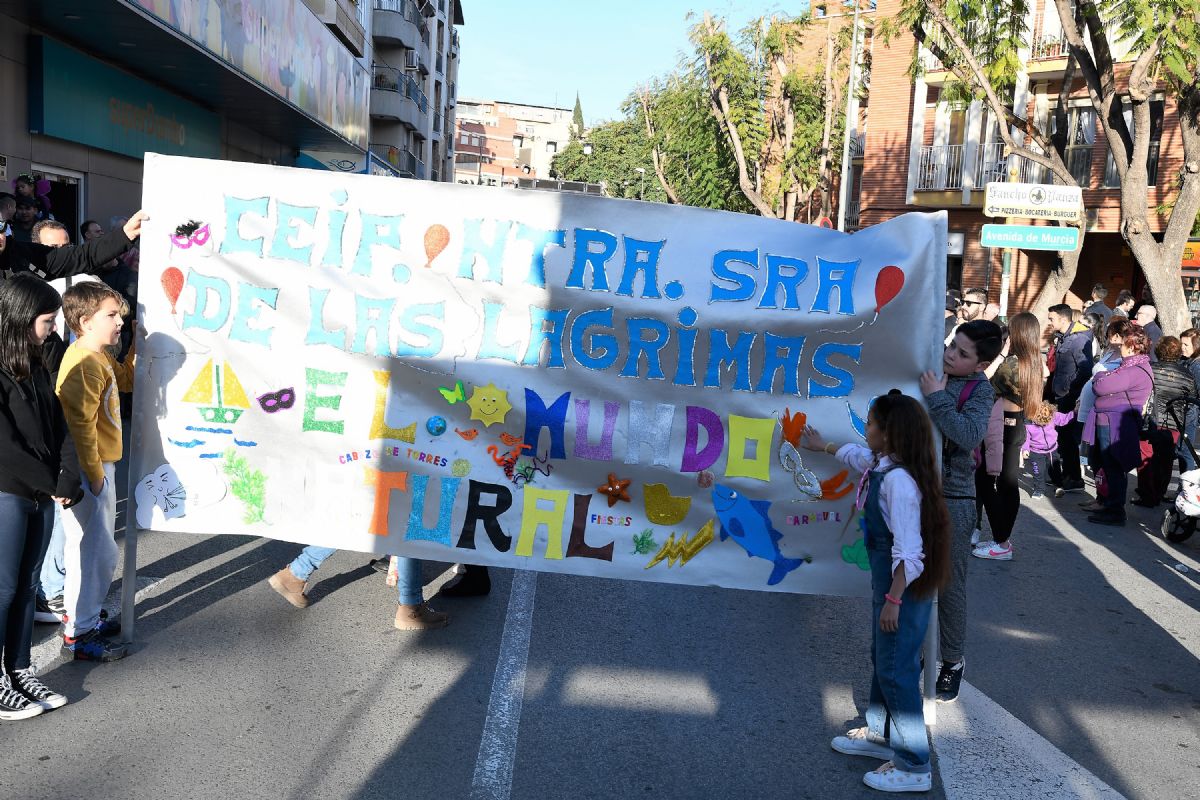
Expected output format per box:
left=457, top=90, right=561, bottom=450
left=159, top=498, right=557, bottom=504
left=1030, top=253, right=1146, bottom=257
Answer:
left=470, top=569, right=538, bottom=800
left=934, top=681, right=1125, bottom=799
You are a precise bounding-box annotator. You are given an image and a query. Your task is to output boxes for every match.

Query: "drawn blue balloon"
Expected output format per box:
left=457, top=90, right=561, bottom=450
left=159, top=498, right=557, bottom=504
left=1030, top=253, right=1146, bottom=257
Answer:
left=846, top=396, right=879, bottom=440
left=426, top=416, right=447, bottom=436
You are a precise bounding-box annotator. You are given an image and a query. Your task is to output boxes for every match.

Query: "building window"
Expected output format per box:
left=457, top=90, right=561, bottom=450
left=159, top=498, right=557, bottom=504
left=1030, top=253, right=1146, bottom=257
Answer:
left=546, top=141, right=557, bottom=154
left=514, top=135, right=524, bottom=149
left=1103, top=99, right=1164, bottom=188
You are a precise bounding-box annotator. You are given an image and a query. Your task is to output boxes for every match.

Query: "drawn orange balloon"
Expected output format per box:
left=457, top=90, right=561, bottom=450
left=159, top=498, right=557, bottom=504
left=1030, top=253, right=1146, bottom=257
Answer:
left=424, top=224, right=450, bottom=268
left=161, top=267, right=185, bottom=314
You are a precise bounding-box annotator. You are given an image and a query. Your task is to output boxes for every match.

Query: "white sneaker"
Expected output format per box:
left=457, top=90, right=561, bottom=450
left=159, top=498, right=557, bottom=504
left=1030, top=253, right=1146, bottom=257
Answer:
left=832, top=726, right=894, bottom=760
left=972, top=541, right=1013, bottom=560
left=969, top=528, right=982, bottom=545
left=863, top=761, right=932, bottom=793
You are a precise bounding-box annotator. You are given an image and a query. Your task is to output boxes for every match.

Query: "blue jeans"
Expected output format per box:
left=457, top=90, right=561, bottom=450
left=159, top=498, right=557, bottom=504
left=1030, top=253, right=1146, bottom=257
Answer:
left=0, top=492, right=54, bottom=672
left=288, top=546, right=424, bottom=605
left=866, top=548, right=932, bottom=773
left=37, top=505, right=66, bottom=600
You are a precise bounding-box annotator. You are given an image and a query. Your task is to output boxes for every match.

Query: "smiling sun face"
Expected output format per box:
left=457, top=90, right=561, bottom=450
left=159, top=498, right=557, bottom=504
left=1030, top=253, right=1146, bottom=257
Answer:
left=467, top=383, right=512, bottom=428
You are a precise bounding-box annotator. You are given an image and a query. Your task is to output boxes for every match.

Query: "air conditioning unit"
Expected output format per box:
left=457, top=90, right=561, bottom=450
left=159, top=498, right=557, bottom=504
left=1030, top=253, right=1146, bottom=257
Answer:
left=404, top=51, right=420, bottom=71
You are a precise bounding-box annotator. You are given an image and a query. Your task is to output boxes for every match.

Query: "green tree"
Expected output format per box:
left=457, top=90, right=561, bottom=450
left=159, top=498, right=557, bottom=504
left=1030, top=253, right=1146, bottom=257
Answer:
left=900, top=0, right=1200, bottom=332
left=551, top=118, right=669, bottom=202
left=572, top=93, right=585, bottom=141
left=687, top=12, right=852, bottom=219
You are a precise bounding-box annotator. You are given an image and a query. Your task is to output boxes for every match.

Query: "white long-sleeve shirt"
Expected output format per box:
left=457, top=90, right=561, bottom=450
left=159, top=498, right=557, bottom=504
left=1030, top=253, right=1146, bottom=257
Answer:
left=837, top=443, right=926, bottom=586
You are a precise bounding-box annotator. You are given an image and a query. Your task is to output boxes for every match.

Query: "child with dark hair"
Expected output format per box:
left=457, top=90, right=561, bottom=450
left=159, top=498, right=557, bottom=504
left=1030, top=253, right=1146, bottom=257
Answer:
left=0, top=275, right=73, bottom=719
left=801, top=393, right=950, bottom=793
left=919, top=318, right=1001, bottom=703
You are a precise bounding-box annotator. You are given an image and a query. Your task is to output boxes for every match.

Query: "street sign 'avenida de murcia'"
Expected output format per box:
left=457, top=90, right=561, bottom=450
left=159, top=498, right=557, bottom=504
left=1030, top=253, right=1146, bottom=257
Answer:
left=983, top=181, right=1083, bottom=222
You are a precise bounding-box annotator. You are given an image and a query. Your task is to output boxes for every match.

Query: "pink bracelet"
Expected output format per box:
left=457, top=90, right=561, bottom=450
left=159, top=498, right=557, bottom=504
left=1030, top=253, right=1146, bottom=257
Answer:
left=884, top=593, right=903, bottom=606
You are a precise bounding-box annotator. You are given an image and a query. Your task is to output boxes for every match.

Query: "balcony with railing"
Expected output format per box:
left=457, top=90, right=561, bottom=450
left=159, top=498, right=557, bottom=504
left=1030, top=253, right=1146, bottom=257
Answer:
left=373, top=0, right=426, bottom=51
left=849, top=131, right=865, bottom=159
left=844, top=200, right=861, bottom=230
left=1031, top=33, right=1067, bottom=60
left=974, top=141, right=1009, bottom=187
left=370, top=142, right=418, bottom=177
left=371, top=65, right=423, bottom=130
left=916, top=144, right=967, bottom=190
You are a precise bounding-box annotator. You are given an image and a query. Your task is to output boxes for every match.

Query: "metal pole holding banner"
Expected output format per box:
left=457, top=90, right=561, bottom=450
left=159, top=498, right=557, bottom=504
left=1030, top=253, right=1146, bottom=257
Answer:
left=924, top=601, right=938, bottom=722
left=835, top=0, right=863, bottom=232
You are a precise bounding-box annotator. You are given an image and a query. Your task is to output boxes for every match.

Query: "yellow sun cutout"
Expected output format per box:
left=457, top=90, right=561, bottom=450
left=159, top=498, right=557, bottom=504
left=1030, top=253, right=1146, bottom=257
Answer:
left=467, top=382, right=512, bottom=427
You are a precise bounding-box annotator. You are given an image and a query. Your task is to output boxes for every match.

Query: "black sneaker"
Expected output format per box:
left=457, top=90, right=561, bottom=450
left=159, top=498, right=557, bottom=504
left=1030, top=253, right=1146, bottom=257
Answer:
left=0, top=674, right=44, bottom=721
left=368, top=557, right=390, bottom=574
left=34, top=595, right=65, bottom=624
left=1088, top=509, right=1127, bottom=527
left=62, top=629, right=127, bottom=662
left=1059, top=477, right=1086, bottom=493
left=94, top=617, right=121, bottom=637
left=935, top=659, right=965, bottom=703
left=9, top=668, right=67, bottom=710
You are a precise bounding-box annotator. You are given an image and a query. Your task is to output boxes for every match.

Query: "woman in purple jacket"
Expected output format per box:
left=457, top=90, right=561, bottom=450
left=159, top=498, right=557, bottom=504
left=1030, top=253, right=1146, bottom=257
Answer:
left=1084, top=326, right=1154, bottom=527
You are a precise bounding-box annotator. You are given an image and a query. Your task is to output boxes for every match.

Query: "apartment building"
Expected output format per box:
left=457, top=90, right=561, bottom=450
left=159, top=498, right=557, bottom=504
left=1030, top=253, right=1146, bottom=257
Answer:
left=0, top=0, right=377, bottom=235
left=369, top=0, right=464, bottom=182
left=452, top=99, right=574, bottom=187
left=855, top=0, right=1185, bottom=314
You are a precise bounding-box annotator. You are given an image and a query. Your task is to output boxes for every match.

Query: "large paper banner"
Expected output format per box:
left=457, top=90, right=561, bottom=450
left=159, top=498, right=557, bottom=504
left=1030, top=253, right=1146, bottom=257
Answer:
left=131, top=155, right=945, bottom=597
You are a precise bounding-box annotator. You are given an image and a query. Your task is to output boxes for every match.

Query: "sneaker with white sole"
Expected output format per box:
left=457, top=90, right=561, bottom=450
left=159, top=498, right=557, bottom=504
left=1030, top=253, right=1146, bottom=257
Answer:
left=0, top=674, right=43, bottom=721
left=9, top=668, right=67, bottom=710
left=34, top=595, right=65, bottom=624
left=969, top=528, right=982, bottom=546
left=832, top=726, right=894, bottom=760
left=935, top=658, right=965, bottom=703
left=863, top=761, right=932, bottom=793
left=972, top=541, right=1013, bottom=560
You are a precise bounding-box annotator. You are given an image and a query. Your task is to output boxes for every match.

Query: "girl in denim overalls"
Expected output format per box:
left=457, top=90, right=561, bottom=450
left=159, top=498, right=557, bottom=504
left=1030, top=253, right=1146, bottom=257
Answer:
left=802, top=392, right=951, bottom=793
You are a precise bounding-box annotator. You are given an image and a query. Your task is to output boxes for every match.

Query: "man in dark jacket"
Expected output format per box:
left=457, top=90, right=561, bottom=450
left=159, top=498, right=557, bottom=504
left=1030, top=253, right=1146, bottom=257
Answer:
left=0, top=211, right=146, bottom=282
left=1083, top=283, right=1112, bottom=327
left=1047, top=303, right=1094, bottom=492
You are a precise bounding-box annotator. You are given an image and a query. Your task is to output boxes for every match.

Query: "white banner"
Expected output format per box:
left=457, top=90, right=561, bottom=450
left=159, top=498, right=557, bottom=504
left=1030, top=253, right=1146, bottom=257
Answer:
left=130, top=155, right=946, bottom=597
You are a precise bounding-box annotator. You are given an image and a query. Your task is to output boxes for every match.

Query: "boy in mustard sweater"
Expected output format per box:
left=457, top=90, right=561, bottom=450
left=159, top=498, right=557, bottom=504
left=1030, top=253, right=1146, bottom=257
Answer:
left=56, top=282, right=134, bottom=662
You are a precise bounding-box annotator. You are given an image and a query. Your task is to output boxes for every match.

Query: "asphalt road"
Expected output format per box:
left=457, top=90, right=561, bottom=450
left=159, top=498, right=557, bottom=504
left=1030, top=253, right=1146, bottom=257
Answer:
left=1, top=468, right=1196, bottom=800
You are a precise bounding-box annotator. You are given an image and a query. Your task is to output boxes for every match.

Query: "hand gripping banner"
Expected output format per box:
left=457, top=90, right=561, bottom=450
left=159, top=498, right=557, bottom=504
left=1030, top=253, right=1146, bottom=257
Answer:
left=131, top=154, right=946, bottom=597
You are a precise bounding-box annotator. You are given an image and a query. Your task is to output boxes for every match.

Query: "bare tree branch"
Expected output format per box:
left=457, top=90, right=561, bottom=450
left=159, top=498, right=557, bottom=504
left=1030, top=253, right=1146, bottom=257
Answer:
left=638, top=87, right=681, bottom=204
left=700, top=13, right=777, bottom=217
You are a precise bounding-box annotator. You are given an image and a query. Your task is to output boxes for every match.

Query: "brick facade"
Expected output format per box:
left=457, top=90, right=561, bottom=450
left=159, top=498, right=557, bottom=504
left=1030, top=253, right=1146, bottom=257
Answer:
left=854, top=0, right=1187, bottom=315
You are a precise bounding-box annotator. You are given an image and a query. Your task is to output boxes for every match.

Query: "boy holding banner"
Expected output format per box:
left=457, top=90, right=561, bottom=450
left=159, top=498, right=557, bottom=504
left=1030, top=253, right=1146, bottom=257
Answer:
left=919, top=319, right=1003, bottom=703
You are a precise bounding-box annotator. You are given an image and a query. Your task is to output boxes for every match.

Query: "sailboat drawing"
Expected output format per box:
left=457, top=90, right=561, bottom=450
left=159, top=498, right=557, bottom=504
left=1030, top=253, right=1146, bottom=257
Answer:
left=181, top=359, right=251, bottom=424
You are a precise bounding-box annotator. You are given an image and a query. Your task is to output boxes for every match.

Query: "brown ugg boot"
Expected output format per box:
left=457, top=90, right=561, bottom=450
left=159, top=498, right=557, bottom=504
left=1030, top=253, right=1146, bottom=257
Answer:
left=394, top=603, right=449, bottom=630
left=267, top=567, right=309, bottom=608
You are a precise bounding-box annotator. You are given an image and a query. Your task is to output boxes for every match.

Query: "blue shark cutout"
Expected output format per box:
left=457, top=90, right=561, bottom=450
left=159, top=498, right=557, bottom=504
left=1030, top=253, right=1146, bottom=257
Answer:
left=711, top=484, right=810, bottom=585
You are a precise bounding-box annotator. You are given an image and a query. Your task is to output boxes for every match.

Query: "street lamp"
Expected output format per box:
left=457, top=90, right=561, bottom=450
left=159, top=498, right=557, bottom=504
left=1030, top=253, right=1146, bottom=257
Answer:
left=634, top=167, right=645, bottom=200
left=582, top=141, right=593, bottom=156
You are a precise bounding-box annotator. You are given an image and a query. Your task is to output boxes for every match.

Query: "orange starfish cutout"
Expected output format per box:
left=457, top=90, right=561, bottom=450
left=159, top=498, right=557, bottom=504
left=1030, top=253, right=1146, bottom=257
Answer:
left=781, top=408, right=807, bottom=447
left=597, top=472, right=632, bottom=507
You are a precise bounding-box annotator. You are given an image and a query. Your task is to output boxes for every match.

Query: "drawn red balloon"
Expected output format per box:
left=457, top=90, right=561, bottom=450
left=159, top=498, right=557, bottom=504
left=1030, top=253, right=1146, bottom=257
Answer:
left=423, top=224, right=450, bottom=269
left=873, top=265, right=905, bottom=314
left=161, top=267, right=185, bottom=314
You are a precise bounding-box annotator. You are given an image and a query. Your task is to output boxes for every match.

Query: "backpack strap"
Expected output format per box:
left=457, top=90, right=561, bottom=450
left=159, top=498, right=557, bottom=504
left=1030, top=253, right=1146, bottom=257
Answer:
left=956, top=379, right=982, bottom=411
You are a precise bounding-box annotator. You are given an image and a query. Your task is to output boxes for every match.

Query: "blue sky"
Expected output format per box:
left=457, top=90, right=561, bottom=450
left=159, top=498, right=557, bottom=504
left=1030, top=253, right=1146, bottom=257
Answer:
left=456, top=1, right=792, bottom=124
